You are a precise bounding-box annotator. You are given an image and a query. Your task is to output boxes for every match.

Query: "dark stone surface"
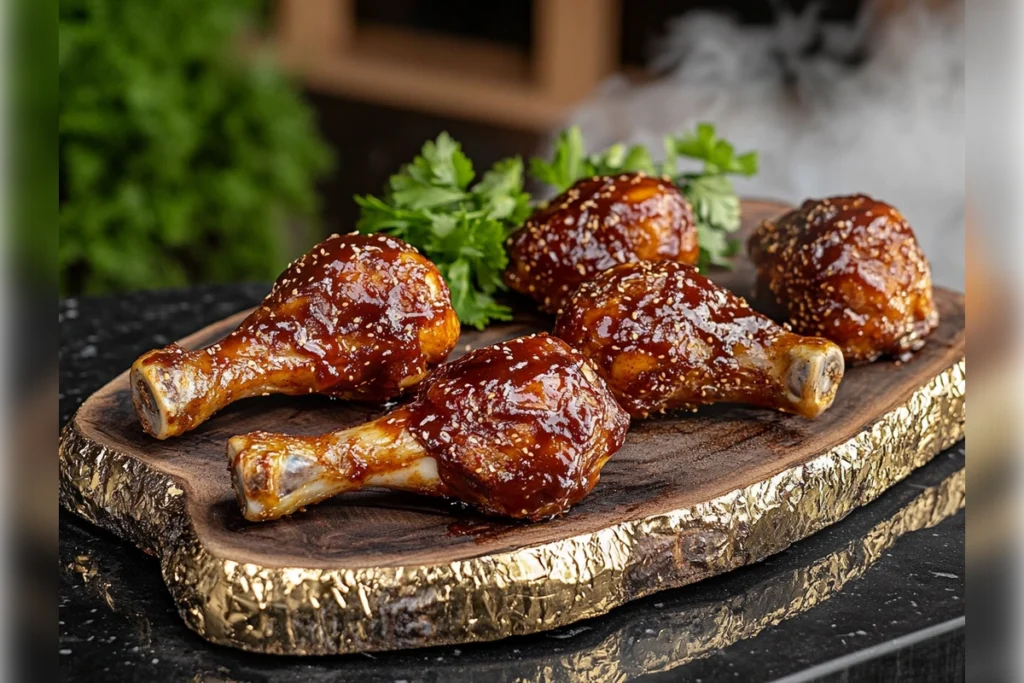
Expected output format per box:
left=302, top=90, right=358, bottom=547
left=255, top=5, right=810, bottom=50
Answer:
left=59, top=285, right=965, bottom=683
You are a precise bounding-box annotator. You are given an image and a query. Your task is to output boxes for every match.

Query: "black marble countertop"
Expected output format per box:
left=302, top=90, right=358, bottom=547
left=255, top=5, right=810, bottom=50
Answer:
left=59, top=284, right=965, bottom=683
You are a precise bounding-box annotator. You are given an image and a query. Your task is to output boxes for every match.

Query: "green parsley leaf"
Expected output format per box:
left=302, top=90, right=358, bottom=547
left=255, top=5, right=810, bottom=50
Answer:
left=472, top=157, right=532, bottom=223
left=586, top=142, right=656, bottom=177
left=441, top=259, right=514, bottom=329
left=695, top=223, right=736, bottom=268
left=531, top=122, right=758, bottom=271
left=667, top=123, right=758, bottom=177
left=358, top=125, right=757, bottom=329
left=528, top=126, right=586, bottom=193
left=403, top=131, right=475, bottom=190
left=666, top=123, right=756, bottom=269
left=684, top=175, right=742, bottom=234
left=355, top=133, right=527, bottom=329
left=529, top=126, right=658, bottom=193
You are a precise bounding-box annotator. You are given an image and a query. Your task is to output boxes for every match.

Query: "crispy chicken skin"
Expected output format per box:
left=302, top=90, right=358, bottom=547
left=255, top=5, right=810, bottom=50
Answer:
left=228, top=334, right=631, bottom=522
left=131, top=233, right=460, bottom=439
left=748, top=195, right=939, bottom=364
left=505, top=172, right=697, bottom=315
left=554, top=261, right=845, bottom=419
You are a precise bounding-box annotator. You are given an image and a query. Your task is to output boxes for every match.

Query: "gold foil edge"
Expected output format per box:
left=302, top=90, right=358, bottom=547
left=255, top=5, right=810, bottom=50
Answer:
left=541, top=466, right=965, bottom=683
left=59, top=359, right=965, bottom=656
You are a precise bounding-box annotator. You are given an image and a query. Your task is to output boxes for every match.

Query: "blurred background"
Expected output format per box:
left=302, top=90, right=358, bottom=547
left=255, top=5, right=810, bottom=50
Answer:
left=39, top=1, right=1024, bottom=679
left=58, top=0, right=964, bottom=295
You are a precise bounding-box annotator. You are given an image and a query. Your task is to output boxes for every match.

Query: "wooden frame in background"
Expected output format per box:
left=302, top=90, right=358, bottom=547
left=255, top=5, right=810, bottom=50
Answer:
left=273, top=0, right=619, bottom=130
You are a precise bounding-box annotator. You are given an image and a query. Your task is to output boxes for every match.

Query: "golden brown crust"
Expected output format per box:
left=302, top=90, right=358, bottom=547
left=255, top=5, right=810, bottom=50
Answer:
left=748, top=195, right=939, bottom=364
left=505, top=172, right=697, bottom=315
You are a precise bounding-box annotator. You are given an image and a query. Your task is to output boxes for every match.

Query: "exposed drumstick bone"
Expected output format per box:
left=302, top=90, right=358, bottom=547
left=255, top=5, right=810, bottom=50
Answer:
left=554, top=261, right=846, bottom=419
left=131, top=233, right=459, bottom=439
left=227, top=334, right=631, bottom=522
left=227, top=408, right=439, bottom=522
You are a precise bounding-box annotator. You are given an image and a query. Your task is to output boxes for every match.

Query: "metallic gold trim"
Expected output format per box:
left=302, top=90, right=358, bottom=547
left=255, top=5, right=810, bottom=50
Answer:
left=63, top=465, right=964, bottom=679
left=59, top=360, right=965, bottom=655
left=514, top=466, right=965, bottom=682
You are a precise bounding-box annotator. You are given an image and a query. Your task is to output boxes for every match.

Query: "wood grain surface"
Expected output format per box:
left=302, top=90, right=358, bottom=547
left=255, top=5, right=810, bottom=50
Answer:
left=68, top=200, right=966, bottom=571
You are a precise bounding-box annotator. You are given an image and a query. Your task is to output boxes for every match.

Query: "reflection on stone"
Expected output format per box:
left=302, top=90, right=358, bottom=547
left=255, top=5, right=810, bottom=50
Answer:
left=58, top=360, right=964, bottom=655
left=542, top=468, right=964, bottom=682
left=61, top=464, right=963, bottom=681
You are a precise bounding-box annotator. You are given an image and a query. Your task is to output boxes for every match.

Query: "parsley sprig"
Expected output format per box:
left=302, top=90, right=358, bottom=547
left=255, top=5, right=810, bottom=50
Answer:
left=530, top=123, right=758, bottom=269
left=355, top=125, right=758, bottom=329
left=355, top=133, right=530, bottom=329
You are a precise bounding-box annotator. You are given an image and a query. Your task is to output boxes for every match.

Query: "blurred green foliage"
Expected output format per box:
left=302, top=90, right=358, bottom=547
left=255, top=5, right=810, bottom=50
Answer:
left=14, top=0, right=58, bottom=289
left=59, top=0, right=332, bottom=295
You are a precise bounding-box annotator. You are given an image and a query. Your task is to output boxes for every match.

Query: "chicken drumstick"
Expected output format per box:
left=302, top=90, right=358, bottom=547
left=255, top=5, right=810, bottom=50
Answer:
left=505, top=172, right=697, bottom=315
left=228, top=334, right=630, bottom=522
left=131, top=233, right=460, bottom=439
left=554, top=261, right=845, bottom=419
left=748, top=195, right=939, bottom=363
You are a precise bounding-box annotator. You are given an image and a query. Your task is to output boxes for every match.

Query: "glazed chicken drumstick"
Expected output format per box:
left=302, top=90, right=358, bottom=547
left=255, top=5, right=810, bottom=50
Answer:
left=228, top=334, right=630, bottom=522
left=748, top=195, right=939, bottom=363
left=554, top=261, right=845, bottom=419
left=505, top=172, right=697, bottom=315
left=131, top=233, right=460, bottom=439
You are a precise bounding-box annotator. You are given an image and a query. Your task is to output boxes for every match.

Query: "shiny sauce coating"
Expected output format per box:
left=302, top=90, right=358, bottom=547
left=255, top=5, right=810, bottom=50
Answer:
left=134, top=232, right=459, bottom=438
left=228, top=231, right=459, bottom=397
left=748, top=195, right=938, bottom=363
left=407, top=334, right=630, bottom=520
left=554, top=261, right=840, bottom=419
left=505, top=172, right=697, bottom=315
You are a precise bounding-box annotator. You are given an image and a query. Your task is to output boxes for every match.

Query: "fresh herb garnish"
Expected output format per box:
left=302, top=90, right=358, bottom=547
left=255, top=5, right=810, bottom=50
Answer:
left=356, top=125, right=758, bottom=329
left=355, top=133, right=531, bottom=329
left=530, top=123, right=758, bottom=270
left=529, top=127, right=654, bottom=191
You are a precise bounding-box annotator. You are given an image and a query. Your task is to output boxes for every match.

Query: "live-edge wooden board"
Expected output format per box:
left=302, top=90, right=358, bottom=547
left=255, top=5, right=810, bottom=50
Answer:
left=59, top=201, right=966, bottom=655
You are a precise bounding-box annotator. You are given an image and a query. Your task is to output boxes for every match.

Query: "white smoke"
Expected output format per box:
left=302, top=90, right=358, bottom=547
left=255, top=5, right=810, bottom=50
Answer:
left=565, top=3, right=965, bottom=288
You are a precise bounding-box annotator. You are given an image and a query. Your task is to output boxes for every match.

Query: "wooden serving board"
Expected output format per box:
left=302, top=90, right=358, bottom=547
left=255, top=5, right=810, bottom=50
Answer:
left=58, top=201, right=966, bottom=656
